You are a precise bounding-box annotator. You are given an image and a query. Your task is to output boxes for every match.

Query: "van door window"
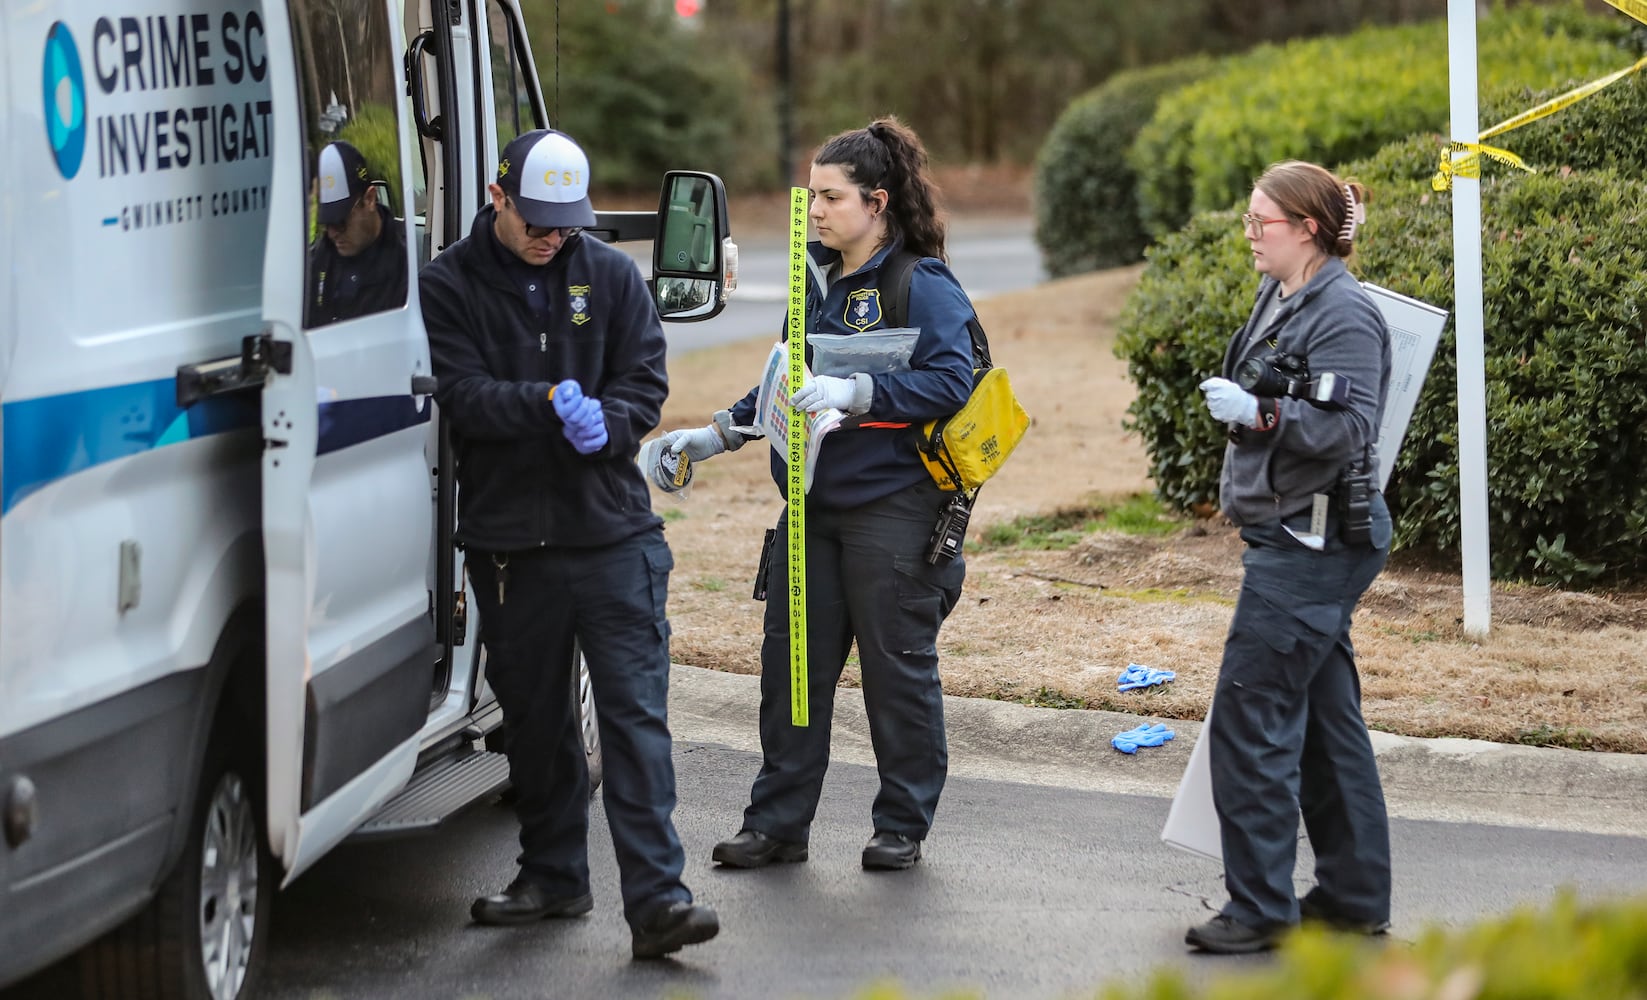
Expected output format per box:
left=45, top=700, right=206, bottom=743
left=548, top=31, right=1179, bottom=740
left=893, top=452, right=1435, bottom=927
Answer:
left=293, top=0, right=412, bottom=329
left=486, top=0, right=543, bottom=155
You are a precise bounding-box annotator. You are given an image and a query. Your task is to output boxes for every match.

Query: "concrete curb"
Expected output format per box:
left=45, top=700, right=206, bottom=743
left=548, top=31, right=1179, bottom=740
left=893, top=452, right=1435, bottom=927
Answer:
left=668, top=662, right=1647, bottom=839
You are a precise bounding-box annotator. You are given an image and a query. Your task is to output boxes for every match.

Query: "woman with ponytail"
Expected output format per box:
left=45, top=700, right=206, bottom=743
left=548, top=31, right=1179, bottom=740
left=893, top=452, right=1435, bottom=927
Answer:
left=661, top=116, right=976, bottom=872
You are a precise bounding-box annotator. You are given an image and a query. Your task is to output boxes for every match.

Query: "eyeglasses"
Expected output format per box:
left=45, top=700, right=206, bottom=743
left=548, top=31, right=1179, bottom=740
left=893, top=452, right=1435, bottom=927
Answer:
left=1242, top=213, right=1291, bottom=239
left=505, top=197, right=581, bottom=240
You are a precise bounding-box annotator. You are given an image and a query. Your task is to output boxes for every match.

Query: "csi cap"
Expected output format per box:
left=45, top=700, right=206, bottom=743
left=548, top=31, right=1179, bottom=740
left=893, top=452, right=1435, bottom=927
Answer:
left=317, top=141, right=370, bottom=225
left=497, top=130, right=596, bottom=229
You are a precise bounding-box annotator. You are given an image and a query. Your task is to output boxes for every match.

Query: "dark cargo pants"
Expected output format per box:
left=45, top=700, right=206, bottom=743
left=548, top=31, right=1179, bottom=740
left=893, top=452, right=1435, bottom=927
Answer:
left=744, top=479, right=965, bottom=843
left=469, top=526, right=690, bottom=926
left=1209, top=493, right=1393, bottom=931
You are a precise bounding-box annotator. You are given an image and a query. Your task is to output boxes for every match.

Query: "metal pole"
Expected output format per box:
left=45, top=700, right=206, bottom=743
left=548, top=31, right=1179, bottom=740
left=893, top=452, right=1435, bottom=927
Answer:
left=1447, top=0, right=1492, bottom=636
left=777, top=0, right=793, bottom=186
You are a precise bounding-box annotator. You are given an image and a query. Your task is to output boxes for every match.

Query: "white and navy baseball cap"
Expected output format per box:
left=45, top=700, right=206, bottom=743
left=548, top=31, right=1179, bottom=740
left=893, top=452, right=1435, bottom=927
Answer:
left=316, top=141, right=370, bottom=225
left=497, top=130, right=596, bottom=229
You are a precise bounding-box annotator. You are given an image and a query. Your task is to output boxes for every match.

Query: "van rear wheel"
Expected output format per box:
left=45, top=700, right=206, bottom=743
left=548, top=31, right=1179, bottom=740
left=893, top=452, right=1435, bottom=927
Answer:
left=80, top=736, right=272, bottom=1000
left=574, top=642, right=604, bottom=793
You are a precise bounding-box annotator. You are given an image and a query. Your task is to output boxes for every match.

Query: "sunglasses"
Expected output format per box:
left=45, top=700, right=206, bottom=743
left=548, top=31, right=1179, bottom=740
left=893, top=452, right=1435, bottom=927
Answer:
left=505, top=197, right=581, bottom=240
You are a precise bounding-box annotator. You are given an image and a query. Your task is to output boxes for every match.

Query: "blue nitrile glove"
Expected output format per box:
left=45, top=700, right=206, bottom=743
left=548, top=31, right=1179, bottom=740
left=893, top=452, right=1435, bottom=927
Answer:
left=566, top=417, right=607, bottom=455
left=551, top=378, right=585, bottom=421
left=1117, top=663, right=1177, bottom=692
left=556, top=388, right=609, bottom=454
left=567, top=408, right=607, bottom=454
left=1200, top=377, right=1258, bottom=427
left=790, top=374, right=865, bottom=414
left=1111, top=722, right=1176, bottom=754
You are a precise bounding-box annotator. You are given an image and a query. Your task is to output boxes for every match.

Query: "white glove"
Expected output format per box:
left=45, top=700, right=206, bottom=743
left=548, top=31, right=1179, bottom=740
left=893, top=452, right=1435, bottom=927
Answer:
left=662, top=424, right=728, bottom=462
left=1200, top=377, right=1259, bottom=427
left=790, top=374, right=864, bottom=414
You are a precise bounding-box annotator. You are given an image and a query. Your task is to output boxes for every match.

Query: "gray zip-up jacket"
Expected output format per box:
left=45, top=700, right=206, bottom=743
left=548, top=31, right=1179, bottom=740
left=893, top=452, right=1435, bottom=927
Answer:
left=1217, top=257, right=1390, bottom=525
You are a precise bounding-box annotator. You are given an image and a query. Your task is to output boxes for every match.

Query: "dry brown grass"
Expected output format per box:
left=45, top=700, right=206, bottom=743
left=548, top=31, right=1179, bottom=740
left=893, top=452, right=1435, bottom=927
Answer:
left=655, top=248, right=1647, bottom=756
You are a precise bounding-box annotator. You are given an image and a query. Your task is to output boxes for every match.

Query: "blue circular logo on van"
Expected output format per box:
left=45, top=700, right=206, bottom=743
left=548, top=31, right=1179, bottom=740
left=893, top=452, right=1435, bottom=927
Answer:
left=43, top=22, right=87, bottom=179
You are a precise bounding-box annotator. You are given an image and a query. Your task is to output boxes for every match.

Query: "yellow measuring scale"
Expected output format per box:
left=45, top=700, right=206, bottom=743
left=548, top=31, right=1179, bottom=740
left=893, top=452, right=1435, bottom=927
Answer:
left=786, top=187, right=809, bottom=727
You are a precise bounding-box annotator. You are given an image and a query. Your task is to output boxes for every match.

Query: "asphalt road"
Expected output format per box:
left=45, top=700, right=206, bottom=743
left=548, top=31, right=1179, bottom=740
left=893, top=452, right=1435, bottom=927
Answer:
left=251, top=732, right=1647, bottom=1000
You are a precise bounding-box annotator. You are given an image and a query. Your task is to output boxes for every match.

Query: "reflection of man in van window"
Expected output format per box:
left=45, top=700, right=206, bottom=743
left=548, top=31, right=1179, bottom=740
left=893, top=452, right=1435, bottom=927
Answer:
left=308, top=140, right=408, bottom=326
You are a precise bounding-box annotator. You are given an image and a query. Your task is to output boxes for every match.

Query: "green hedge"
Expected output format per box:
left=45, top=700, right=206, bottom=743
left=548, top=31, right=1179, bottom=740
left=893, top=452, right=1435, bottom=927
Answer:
left=1128, top=3, right=1635, bottom=242
left=1032, top=57, right=1216, bottom=276
left=1116, top=135, right=1647, bottom=583
left=1094, top=893, right=1647, bottom=1000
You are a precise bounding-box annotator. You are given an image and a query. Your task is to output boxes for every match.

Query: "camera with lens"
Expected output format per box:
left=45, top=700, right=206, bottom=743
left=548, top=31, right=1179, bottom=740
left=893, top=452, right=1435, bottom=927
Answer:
left=1335, top=464, right=1373, bottom=545
left=1235, top=351, right=1352, bottom=408
left=926, top=494, right=972, bottom=565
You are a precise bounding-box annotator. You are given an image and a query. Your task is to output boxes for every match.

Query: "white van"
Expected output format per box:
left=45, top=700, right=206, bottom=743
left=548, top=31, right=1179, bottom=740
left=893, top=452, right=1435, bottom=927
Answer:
left=0, top=0, right=734, bottom=994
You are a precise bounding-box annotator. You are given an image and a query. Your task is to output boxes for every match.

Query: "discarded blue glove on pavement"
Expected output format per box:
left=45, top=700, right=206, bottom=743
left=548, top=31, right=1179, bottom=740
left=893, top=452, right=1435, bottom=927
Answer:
left=1111, top=722, right=1175, bottom=754
left=1117, top=663, right=1176, bottom=692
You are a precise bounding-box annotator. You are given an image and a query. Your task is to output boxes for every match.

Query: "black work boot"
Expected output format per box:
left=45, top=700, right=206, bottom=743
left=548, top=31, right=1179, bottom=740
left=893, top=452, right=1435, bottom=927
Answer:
left=470, top=878, right=594, bottom=926
left=711, top=829, right=808, bottom=868
left=861, top=831, right=921, bottom=870
left=1299, top=894, right=1391, bottom=936
left=1184, top=914, right=1289, bottom=954
left=631, top=901, right=720, bottom=960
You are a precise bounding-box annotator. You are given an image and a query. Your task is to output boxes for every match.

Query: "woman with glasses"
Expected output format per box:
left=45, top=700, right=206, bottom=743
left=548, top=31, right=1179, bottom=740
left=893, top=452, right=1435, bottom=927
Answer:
left=1188, top=160, right=1394, bottom=954
left=661, top=116, right=975, bottom=873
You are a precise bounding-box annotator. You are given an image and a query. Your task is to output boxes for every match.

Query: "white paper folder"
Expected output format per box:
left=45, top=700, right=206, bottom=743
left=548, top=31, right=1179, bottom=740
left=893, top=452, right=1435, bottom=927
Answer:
left=1160, top=703, right=1223, bottom=860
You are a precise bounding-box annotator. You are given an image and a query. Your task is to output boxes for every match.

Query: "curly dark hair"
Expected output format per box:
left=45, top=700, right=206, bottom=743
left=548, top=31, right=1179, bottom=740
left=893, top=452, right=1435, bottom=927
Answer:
left=813, top=115, right=948, bottom=262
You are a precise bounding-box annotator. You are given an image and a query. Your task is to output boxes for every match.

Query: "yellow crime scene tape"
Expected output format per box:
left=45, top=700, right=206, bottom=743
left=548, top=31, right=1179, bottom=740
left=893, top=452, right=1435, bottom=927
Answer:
left=1434, top=0, right=1647, bottom=191
left=786, top=187, right=809, bottom=727
left=1605, top=0, right=1647, bottom=27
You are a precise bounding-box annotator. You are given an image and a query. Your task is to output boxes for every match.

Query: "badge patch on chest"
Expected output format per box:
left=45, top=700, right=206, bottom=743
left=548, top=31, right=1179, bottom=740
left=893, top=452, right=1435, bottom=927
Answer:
left=569, top=285, right=592, bottom=326
left=843, top=288, right=883, bottom=331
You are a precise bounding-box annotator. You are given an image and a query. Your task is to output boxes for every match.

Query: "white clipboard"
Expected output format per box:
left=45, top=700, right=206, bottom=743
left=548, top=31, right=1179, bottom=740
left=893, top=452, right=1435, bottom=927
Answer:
left=1361, top=283, right=1448, bottom=490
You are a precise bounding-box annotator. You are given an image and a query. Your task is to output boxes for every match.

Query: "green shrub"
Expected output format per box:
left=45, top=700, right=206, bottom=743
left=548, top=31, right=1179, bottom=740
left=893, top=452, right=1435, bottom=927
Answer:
left=1033, top=56, right=1216, bottom=276
left=1113, top=211, right=1248, bottom=516
left=1094, top=892, right=1647, bottom=1000
left=1129, top=4, right=1635, bottom=242
left=1116, top=135, right=1647, bottom=582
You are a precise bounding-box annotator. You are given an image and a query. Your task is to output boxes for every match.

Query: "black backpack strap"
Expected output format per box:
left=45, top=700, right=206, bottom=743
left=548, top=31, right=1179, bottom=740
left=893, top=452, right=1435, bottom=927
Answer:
left=884, top=249, right=921, bottom=329
left=882, top=249, right=990, bottom=371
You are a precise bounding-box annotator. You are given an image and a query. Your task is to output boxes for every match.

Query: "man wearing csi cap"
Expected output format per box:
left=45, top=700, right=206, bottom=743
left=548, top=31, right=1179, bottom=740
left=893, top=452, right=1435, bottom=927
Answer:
left=307, top=139, right=407, bottom=325
left=420, top=129, right=718, bottom=960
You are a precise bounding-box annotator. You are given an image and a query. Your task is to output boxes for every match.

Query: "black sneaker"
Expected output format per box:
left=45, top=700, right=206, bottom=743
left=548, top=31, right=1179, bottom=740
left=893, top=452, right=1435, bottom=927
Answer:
left=1184, top=914, right=1288, bottom=954
left=861, top=831, right=921, bottom=870
left=631, top=901, right=720, bottom=960
left=1299, top=895, right=1391, bottom=936
left=711, top=829, right=808, bottom=868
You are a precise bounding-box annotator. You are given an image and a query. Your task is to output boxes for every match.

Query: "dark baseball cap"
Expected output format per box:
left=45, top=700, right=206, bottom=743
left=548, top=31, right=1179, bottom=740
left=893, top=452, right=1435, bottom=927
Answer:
left=317, top=141, right=370, bottom=225
left=496, top=130, right=596, bottom=229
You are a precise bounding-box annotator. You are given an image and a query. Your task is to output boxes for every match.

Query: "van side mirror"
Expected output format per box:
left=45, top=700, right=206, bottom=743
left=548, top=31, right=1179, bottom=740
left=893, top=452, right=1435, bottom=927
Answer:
left=651, top=171, right=737, bottom=322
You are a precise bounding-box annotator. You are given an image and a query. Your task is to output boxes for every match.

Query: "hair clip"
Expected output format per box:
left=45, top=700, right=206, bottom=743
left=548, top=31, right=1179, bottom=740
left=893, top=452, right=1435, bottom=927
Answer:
left=1339, top=184, right=1365, bottom=243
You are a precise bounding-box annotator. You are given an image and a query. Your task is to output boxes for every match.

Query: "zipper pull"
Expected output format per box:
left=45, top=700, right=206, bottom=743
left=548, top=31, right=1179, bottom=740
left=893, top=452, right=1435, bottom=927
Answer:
left=540, top=333, right=547, bottom=352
